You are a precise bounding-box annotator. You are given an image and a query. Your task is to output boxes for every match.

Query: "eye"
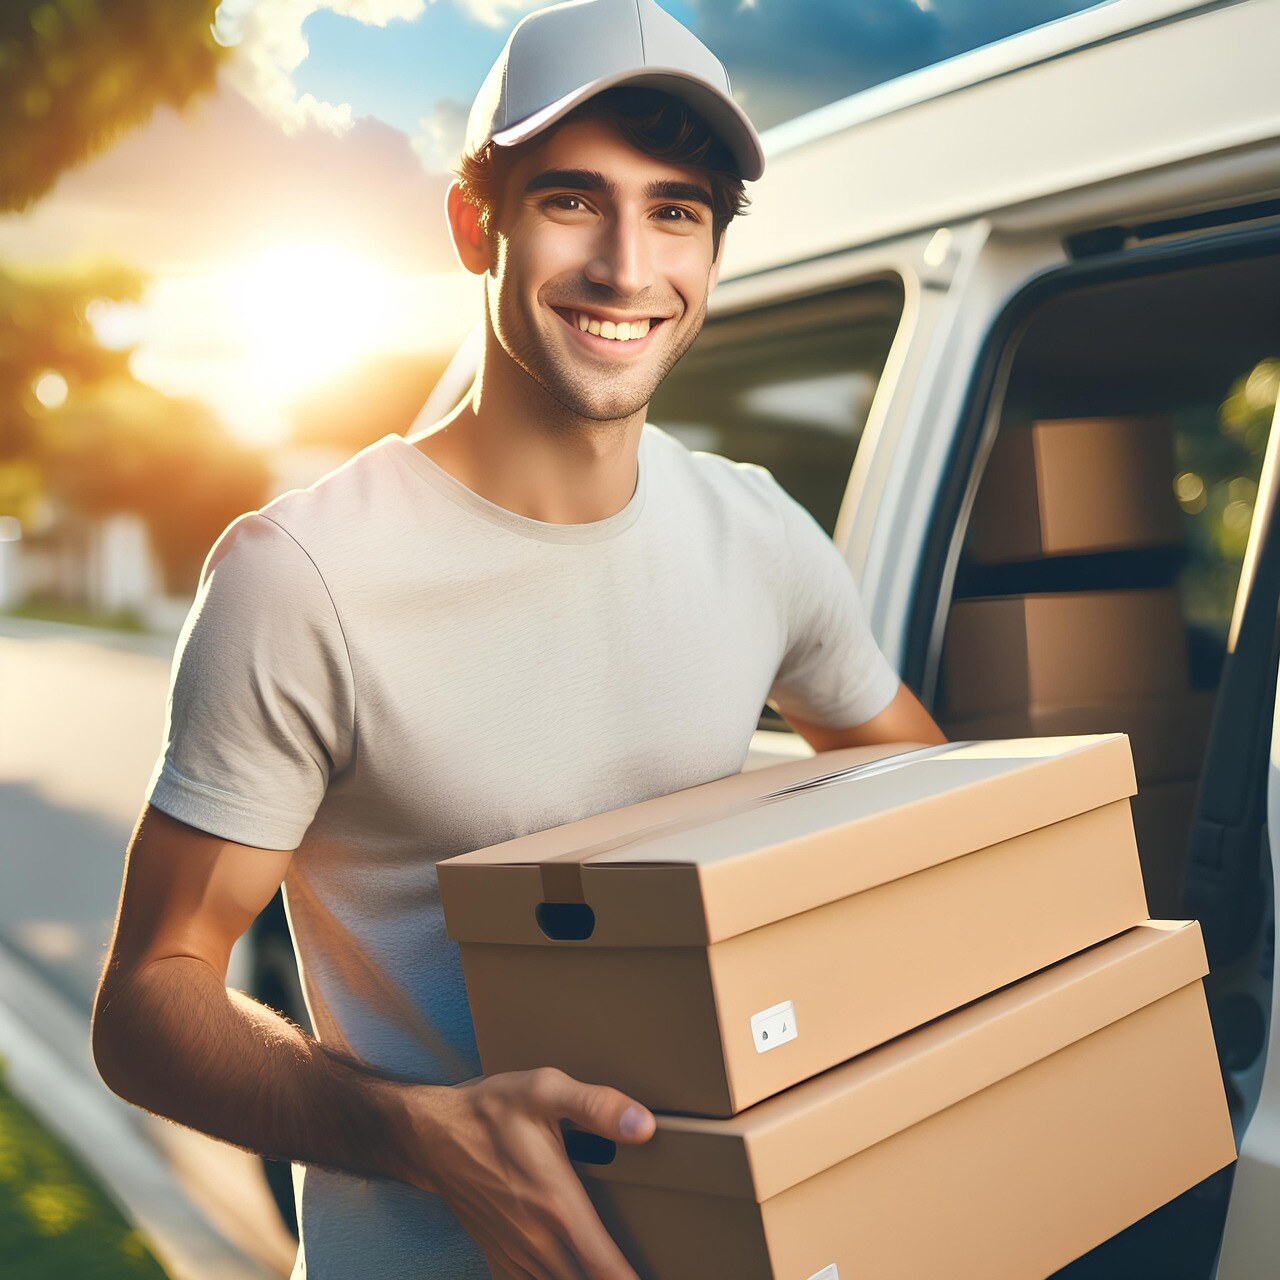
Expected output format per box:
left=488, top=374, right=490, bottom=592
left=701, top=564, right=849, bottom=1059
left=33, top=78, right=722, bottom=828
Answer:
left=655, top=205, right=698, bottom=223
left=544, top=194, right=591, bottom=213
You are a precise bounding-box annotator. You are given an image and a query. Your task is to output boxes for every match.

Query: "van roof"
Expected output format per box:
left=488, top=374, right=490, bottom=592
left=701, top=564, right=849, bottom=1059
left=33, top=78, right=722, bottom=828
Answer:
left=723, top=0, right=1280, bottom=281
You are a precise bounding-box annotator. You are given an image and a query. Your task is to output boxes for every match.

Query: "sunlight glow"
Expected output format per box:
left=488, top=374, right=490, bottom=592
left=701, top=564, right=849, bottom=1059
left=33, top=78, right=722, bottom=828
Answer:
left=224, top=242, right=402, bottom=400
left=107, top=248, right=482, bottom=448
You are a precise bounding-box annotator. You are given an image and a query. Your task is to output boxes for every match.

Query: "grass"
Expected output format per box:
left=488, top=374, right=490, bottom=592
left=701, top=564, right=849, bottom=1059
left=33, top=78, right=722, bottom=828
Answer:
left=0, top=600, right=149, bottom=633
left=0, top=1059, right=170, bottom=1279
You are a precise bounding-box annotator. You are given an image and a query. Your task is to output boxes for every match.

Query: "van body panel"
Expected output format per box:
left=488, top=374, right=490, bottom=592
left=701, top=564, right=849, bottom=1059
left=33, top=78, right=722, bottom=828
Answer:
left=728, top=0, right=1280, bottom=282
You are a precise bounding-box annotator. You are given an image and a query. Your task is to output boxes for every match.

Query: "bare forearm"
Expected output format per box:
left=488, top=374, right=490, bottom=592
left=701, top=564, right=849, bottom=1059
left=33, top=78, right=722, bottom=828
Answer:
left=93, top=956, right=426, bottom=1186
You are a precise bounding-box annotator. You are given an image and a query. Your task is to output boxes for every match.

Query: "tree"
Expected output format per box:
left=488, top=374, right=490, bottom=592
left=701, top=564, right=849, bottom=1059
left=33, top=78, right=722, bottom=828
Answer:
left=43, top=379, right=271, bottom=592
left=1, top=0, right=227, bottom=213
left=1, top=262, right=269, bottom=594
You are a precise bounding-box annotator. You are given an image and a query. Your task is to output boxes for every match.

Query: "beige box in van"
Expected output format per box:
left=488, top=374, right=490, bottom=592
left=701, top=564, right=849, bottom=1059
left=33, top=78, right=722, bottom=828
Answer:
left=967, top=415, right=1183, bottom=563
left=944, top=690, right=1214, bottom=784
left=439, top=736, right=1147, bottom=1117
left=942, top=588, right=1190, bottom=718
left=543, top=922, right=1234, bottom=1280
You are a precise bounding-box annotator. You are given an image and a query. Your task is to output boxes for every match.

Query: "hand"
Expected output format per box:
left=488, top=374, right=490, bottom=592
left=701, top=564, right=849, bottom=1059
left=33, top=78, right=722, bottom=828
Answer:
left=406, top=1066, right=656, bottom=1280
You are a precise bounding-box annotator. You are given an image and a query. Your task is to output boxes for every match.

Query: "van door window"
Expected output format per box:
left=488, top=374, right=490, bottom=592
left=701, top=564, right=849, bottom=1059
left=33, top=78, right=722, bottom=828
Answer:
left=647, top=278, right=905, bottom=535
left=937, top=254, right=1280, bottom=919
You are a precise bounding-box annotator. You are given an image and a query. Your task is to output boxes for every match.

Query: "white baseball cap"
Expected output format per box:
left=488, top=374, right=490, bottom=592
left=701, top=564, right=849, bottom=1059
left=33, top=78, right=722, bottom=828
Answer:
left=464, top=0, right=765, bottom=182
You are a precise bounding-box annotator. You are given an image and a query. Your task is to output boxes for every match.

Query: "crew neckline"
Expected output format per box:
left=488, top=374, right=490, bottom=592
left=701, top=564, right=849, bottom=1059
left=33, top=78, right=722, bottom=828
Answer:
left=382, top=430, right=648, bottom=544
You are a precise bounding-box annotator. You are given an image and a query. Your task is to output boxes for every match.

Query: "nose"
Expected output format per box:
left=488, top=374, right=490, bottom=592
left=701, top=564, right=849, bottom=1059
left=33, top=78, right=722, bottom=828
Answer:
left=584, top=212, right=654, bottom=300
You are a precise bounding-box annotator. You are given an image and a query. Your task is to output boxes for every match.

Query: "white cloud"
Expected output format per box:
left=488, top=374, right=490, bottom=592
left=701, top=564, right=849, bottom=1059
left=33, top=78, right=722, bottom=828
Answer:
left=454, top=0, right=544, bottom=29
left=411, top=98, right=470, bottom=174
left=212, top=0, right=428, bottom=136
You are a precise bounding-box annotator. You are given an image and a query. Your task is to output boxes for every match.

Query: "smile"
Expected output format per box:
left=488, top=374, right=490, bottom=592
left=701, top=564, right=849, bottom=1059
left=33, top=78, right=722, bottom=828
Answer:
left=552, top=306, right=667, bottom=348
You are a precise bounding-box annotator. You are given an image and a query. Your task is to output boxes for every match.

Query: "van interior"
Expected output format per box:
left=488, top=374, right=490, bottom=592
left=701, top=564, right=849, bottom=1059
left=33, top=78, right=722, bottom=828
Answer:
left=934, top=244, right=1280, bottom=1280
left=940, top=253, right=1280, bottom=909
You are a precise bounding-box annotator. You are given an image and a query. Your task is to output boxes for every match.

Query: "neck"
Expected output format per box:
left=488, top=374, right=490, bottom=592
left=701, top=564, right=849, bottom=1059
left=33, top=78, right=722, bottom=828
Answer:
left=408, top=324, right=646, bottom=525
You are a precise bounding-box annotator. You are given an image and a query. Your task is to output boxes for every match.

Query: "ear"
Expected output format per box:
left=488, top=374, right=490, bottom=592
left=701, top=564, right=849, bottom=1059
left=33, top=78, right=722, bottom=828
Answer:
left=446, top=180, right=491, bottom=276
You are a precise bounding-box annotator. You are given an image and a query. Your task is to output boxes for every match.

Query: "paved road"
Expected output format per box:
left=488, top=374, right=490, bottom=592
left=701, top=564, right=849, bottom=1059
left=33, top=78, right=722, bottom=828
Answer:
left=0, top=615, right=295, bottom=1277
left=0, top=616, right=178, bottom=1005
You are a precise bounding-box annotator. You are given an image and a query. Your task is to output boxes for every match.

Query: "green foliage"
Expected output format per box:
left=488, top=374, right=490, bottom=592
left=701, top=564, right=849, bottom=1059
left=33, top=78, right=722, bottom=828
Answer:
left=0, top=1058, right=170, bottom=1278
left=1, top=261, right=271, bottom=594
left=1175, top=357, right=1280, bottom=632
left=0, top=261, right=142, bottom=460
left=0, top=598, right=148, bottom=631
left=1, top=0, right=228, bottom=212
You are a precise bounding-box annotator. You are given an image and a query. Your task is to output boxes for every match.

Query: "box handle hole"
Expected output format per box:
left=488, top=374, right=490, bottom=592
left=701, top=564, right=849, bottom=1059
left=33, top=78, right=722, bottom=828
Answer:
left=535, top=902, right=596, bottom=940
left=563, top=1129, right=617, bottom=1165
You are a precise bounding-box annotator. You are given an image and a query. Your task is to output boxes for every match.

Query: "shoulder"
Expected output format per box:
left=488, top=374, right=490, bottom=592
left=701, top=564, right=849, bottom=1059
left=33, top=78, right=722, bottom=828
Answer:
left=198, top=512, right=333, bottom=625
left=219, top=433, right=405, bottom=575
left=642, top=423, right=793, bottom=528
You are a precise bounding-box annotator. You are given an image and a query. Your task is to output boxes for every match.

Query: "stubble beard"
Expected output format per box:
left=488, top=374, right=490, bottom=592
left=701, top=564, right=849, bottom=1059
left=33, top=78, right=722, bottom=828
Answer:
left=492, top=282, right=709, bottom=428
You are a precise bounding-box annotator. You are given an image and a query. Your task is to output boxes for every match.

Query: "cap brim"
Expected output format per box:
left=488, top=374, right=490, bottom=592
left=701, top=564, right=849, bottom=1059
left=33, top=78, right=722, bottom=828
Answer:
left=490, top=67, right=765, bottom=182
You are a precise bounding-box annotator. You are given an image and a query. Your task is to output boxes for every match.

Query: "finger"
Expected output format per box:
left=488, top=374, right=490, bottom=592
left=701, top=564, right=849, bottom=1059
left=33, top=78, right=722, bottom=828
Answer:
left=503, top=1229, right=585, bottom=1280
left=550, top=1175, right=642, bottom=1280
left=472, top=1197, right=586, bottom=1280
left=482, top=1244, right=535, bottom=1280
left=540, top=1071, right=655, bottom=1145
left=483, top=1249, right=535, bottom=1280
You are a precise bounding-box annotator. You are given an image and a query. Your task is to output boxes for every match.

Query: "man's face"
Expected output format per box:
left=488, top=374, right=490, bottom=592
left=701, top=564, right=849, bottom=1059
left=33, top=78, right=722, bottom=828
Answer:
left=484, top=115, right=722, bottom=423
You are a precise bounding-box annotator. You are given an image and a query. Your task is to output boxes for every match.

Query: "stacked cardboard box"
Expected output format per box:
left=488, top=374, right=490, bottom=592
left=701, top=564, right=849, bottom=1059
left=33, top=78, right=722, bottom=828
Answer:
left=945, top=415, right=1211, bottom=917
left=439, top=736, right=1235, bottom=1278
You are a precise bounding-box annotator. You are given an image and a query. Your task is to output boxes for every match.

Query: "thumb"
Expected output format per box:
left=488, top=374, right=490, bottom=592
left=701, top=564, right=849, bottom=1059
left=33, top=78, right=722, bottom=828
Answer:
left=549, top=1073, right=656, bottom=1145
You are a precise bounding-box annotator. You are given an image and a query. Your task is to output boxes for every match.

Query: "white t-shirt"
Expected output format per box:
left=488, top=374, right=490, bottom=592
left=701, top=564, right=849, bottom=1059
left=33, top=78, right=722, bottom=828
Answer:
left=144, top=424, right=900, bottom=1279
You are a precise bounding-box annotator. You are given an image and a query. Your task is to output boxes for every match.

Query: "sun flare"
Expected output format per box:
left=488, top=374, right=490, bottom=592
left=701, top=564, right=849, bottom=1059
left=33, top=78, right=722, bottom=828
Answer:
left=224, top=242, right=402, bottom=399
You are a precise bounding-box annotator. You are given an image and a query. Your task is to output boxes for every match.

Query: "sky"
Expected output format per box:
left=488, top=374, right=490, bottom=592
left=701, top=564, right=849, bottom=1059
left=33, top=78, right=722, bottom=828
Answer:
left=0, top=0, right=1106, bottom=448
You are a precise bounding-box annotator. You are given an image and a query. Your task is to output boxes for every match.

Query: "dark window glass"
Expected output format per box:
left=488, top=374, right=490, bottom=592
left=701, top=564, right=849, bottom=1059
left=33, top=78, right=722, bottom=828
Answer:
left=966, top=255, right=1280, bottom=658
left=648, top=280, right=906, bottom=534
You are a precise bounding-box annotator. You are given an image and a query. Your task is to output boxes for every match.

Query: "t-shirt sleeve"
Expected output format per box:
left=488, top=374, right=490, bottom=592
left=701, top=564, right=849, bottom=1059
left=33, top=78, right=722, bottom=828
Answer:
left=143, top=511, right=356, bottom=851
left=766, top=480, right=901, bottom=728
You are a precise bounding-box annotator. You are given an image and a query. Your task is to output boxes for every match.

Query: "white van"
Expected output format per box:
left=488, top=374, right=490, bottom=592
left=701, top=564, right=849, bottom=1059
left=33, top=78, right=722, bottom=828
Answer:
left=260, top=0, right=1280, bottom=1270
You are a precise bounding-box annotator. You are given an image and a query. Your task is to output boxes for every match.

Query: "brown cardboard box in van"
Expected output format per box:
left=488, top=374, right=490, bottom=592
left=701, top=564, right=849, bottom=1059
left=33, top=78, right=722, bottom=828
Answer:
left=968, top=415, right=1184, bottom=563
left=543, top=922, right=1235, bottom=1280
left=942, top=588, right=1190, bottom=718
left=1131, top=779, right=1200, bottom=918
left=944, top=689, right=1214, bottom=784
left=438, top=736, right=1148, bottom=1117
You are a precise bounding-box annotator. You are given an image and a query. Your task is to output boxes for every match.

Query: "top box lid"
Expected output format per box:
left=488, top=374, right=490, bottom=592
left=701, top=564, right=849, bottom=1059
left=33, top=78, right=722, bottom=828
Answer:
left=438, top=734, right=1137, bottom=947
left=567, top=920, right=1210, bottom=1201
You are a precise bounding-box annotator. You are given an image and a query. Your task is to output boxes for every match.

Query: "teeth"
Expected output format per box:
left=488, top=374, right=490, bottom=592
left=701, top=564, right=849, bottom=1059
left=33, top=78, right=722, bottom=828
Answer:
left=571, top=311, right=654, bottom=341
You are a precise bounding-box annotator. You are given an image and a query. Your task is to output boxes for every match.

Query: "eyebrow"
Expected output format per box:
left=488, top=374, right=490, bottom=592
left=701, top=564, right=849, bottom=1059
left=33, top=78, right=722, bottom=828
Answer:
left=523, top=167, right=713, bottom=211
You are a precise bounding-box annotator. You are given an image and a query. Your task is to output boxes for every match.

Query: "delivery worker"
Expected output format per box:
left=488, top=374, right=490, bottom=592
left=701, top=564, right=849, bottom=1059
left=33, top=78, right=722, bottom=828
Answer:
left=92, top=1, right=946, bottom=1277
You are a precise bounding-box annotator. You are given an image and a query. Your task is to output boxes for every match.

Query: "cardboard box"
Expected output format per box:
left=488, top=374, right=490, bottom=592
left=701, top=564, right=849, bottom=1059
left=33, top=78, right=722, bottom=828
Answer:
left=942, top=589, right=1190, bottom=718
left=967, top=416, right=1184, bottom=564
left=1131, top=779, right=1199, bottom=919
left=944, top=690, right=1214, bottom=785
left=552, top=922, right=1235, bottom=1280
left=439, top=736, right=1148, bottom=1117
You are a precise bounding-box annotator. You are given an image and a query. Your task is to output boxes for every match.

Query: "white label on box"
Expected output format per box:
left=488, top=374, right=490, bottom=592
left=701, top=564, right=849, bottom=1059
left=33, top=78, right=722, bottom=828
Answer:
left=806, top=1266, right=839, bottom=1280
left=751, top=999, right=797, bottom=1053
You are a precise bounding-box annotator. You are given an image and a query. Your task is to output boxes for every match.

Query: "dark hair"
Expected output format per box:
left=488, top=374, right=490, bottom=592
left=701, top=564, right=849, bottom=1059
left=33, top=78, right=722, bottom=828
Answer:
left=454, top=86, right=750, bottom=261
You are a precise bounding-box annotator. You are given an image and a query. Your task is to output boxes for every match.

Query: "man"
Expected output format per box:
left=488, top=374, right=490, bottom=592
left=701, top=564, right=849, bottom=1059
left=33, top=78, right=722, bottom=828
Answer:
left=92, top=1, right=945, bottom=1277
